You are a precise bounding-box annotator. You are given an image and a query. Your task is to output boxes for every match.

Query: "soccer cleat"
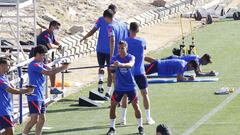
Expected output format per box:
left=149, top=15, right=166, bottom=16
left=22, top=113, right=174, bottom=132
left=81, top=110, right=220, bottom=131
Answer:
left=146, top=117, right=155, bottom=125
left=106, top=127, right=116, bottom=135
left=50, top=88, right=63, bottom=94
left=138, top=126, right=144, bottom=135
left=119, top=120, right=126, bottom=126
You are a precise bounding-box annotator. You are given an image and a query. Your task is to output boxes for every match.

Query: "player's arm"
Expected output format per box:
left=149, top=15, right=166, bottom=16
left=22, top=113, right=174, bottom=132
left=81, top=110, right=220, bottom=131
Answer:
left=109, top=36, right=115, bottom=58
left=144, top=56, right=156, bottom=63
left=114, top=57, right=135, bottom=68
left=5, top=86, right=33, bottom=95
left=194, top=66, right=216, bottom=76
left=177, top=74, right=195, bottom=81
left=80, top=27, right=98, bottom=42
left=41, top=64, right=69, bottom=76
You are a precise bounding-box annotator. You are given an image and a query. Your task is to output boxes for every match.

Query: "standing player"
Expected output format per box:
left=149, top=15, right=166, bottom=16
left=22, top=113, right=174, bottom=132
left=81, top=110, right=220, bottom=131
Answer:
left=23, top=45, right=69, bottom=135
left=107, top=41, right=144, bottom=135
left=0, top=57, right=34, bottom=135
left=105, top=9, right=129, bottom=98
left=121, top=22, right=155, bottom=125
left=81, top=4, right=117, bottom=94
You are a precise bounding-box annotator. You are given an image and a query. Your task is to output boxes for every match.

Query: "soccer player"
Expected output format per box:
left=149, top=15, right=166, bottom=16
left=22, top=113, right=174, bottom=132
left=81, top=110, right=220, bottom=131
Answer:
left=144, top=56, right=199, bottom=81
left=105, top=9, right=129, bottom=98
left=120, top=22, right=155, bottom=125
left=23, top=45, right=69, bottom=135
left=107, top=41, right=144, bottom=135
left=30, top=20, right=63, bottom=95
left=80, top=4, right=117, bottom=94
left=0, top=57, right=34, bottom=135
left=161, top=54, right=215, bottom=76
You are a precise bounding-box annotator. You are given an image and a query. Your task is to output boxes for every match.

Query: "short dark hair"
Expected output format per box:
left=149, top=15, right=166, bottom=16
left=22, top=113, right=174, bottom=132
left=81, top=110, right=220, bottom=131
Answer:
left=188, top=60, right=199, bottom=70
left=202, top=53, right=212, bottom=63
left=108, top=4, right=117, bottom=14
left=119, top=40, right=128, bottom=48
left=49, top=20, right=61, bottom=28
left=156, top=124, right=171, bottom=135
left=130, top=22, right=139, bottom=32
left=33, top=45, right=48, bottom=56
left=0, top=57, right=10, bottom=65
left=103, top=9, right=114, bottom=19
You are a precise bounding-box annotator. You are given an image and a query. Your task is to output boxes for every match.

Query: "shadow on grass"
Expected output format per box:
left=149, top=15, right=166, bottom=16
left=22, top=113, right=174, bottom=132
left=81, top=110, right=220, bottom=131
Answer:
left=41, top=125, right=108, bottom=134
left=47, top=106, right=109, bottom=113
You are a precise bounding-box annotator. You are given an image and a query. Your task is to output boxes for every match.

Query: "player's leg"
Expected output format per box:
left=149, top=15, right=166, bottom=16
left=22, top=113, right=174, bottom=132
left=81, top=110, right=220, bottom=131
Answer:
left=35, top=101, right=46, bottom=135
left=0, top=115, right=14, bottom=135
left=120, top=95, right=128, bottom=125
left=97, top=52, right=105, bottom=93
left=105, top=53, right=113, bottom=98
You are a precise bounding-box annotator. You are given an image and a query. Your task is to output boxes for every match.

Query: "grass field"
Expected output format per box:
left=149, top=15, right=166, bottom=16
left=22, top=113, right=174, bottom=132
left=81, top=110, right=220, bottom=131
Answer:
left=16, top=20, right=240, bottom=135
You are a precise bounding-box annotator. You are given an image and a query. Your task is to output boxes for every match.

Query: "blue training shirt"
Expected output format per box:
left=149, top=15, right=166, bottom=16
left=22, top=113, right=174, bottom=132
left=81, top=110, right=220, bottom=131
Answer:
left=126, top=37, right=146, bottom=75
left=157, top=59, right=188, bottom=76
left=27, top=60, right=47, bottom=101
left=111, top=54, right=136, bottom=91
left=95, top=16, right=110, bottom=54
left=0, top=75, right=12, bottom=116
left=108, top=21, right=129, bottom=55
left=169, top=55, right=201, bottom=65
left=37, top=30, right=56, bottom=50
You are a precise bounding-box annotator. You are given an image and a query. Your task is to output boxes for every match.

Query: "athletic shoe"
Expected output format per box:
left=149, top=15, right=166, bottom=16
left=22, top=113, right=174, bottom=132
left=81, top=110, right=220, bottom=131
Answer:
left=105, top=93, right=111, bottom=100
left=138, top=126, right=144, bottom=135
left=50, top=88, right=63, bottom=94
left=146, top=117, right=155, bottom=125
left=119, top=119, right=126, bottom=126
left=106, top=127, right=116, bottom=135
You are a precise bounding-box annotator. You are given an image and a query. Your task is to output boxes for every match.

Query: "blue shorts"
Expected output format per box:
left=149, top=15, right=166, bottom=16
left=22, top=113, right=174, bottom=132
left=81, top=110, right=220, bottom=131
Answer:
left=97, top=52, right=110, bottom=68
left=111, top=90, right=138, bottom=103
left=28, top=101, right=46, bottom=114
left=144, top=61, right=158, bottom=75
left=0, top=115, right=14, bottom=130
left=134, top=74, right=148, bottom=89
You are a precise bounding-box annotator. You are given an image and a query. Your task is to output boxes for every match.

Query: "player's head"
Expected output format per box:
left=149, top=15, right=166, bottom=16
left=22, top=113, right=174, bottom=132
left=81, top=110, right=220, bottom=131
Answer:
left=49, top=20, right=61, bottom=33
left=201, top=53, right=212, bottom=65
left=156, top=124, right=171, bottom=135
left=103, top=9, right=114, bottom=23
left=130, top=22, right=139, bottom=34
left=187, top=60, right=199, bottom=71
left=0, top=57, right=10, bottom=74
left=34, top=45, right=48, bottom=62
left=118, top=40, right=128, bottom=56
left=108, top=4, right=117, bottom=14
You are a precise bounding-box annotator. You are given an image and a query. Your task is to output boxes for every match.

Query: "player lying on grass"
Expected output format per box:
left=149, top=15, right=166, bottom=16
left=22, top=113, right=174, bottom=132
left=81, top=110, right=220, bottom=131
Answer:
left=107, top=41, right=144, bottom=135
left=144, top=56, right=199, bottom=81
left=161, top=54, right=216, bottom=76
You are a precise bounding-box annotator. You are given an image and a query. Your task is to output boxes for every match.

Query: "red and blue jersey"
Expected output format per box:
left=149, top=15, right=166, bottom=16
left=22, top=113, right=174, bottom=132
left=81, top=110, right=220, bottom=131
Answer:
left=126, top=37, right=146, bottom=75
left=108, top=21, right=129, bottom=55
left=111, top=54, right=136, bottom=91
left=37, top=30, right=56, bottom=50
left=95, top=16, right=110, bottom=54
left=27, top=60, right=47, bottom=101
left=157, top=59, right=188, bottom=76
left=0, top=75, right=12, bottom=116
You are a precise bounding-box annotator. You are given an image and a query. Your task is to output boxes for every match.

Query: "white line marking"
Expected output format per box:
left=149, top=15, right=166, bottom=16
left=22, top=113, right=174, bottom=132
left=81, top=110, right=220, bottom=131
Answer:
left=182, top=89, right=240, bottom=135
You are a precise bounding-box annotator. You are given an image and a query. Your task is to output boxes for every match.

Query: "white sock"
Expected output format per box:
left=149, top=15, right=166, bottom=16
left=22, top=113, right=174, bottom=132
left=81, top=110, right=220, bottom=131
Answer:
left=99, top=74, right=104, bottom=81
left=110, top=119, right=116, bottom=129
left=106, top=87, right=112, bottom=94
left=121, top=108, right=127, bottom=122
left=137, top=118, right=143, bottom=127
left=145, top=109, right=151, bottom=120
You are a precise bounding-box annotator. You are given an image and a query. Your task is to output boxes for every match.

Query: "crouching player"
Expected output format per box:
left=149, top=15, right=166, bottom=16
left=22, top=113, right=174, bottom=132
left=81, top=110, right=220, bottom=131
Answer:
left=107, top=41, right=144, bottom=135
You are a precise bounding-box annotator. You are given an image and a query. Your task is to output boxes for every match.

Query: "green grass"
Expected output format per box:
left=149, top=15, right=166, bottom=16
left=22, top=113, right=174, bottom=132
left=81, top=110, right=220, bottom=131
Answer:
left=15, top=20, right=240, bottom=135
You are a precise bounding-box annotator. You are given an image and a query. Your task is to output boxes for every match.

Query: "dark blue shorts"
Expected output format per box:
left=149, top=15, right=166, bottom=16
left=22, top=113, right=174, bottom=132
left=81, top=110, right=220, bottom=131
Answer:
left=134, top=74, right=148, bottom=89
left=28, top=101, right=46, bottom=114
left=144, top=61, right=158, bottom=75
left=0, top=115, right=14, bottom=130
left=97, top=52, right=110, bottom=68
left=111, top=90, right=138, bottom=103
